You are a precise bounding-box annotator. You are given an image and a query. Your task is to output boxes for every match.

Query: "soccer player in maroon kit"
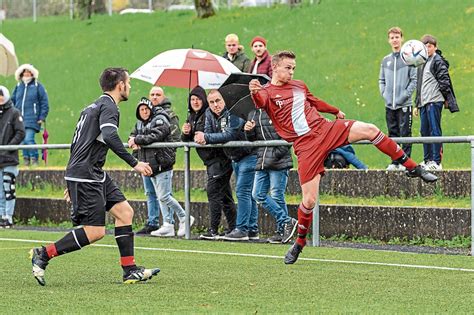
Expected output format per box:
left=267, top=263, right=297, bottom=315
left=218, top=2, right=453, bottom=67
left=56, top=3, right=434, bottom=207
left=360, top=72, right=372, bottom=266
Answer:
left=249, top=51, right=437, bottom=264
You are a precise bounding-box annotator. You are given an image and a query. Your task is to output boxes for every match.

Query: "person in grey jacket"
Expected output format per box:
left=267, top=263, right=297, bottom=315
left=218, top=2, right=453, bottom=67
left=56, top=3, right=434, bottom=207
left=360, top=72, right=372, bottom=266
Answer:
left=379, top=27, right=417, bottom=171
left=0, top=86, right=25, bottom=228
left=414, top=34, right=459, bottom=171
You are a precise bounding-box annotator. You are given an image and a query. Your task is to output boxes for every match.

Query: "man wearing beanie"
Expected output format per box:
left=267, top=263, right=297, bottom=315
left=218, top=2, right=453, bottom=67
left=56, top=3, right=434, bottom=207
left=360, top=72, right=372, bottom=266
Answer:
left=248, top=36, right=272, bottom=77
left=0, top=85, right=25, bottom=228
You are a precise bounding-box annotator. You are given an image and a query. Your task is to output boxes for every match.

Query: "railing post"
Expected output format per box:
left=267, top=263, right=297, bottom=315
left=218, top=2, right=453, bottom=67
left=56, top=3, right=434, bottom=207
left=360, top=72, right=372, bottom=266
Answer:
left=471, top=140, right=474, bottom=256
left=311, top=195, right=320, bottom=247
left=184, top=145, right=191, bottom=239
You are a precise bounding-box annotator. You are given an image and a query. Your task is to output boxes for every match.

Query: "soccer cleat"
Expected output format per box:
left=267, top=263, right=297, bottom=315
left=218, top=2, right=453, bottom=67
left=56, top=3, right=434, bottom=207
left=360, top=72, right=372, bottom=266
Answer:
left=281, top=218, right=298, bottom=244
left=405, top=165, right=438, bottom=183
left=30, top=247, right=49, bottom=286
left=123, top=266, right=160, bottom=284
left=284, top=242, right=304, bottom=264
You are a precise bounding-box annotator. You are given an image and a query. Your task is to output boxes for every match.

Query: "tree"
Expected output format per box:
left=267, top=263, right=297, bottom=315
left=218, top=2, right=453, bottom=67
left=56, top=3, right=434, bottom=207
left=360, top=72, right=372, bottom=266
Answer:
left=194, top=0, right=215, bottom=19
left=76, top=0, right=93, bottom=20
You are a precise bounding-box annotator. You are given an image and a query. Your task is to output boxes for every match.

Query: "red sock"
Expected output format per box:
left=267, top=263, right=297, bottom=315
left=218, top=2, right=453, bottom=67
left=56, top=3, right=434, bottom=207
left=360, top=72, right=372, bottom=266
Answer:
left=370, top=131, right=417, bottom=170
left=45, top=244, right=58, bottom=259
left=296, top=204, right=313, bottom=247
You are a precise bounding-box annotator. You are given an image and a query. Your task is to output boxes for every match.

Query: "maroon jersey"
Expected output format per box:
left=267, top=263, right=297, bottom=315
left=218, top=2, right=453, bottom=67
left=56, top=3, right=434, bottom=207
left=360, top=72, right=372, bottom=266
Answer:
left=251, top=79, right=340, bottom=143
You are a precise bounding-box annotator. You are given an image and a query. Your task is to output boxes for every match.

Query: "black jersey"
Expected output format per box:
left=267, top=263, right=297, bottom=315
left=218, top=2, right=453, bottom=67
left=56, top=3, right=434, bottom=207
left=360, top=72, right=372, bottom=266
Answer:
left=65, top=94, right=136, bottom=182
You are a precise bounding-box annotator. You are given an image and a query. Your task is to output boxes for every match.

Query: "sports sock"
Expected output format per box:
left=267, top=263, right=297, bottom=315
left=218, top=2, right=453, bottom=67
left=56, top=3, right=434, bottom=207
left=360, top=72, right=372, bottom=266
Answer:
left=45, top=227, right=90, bottom=259
left=296, top=204, right=313, bottom=247
left=370, top=131, right=417, bottom=170
left=115, top=225, right=136, bottom=273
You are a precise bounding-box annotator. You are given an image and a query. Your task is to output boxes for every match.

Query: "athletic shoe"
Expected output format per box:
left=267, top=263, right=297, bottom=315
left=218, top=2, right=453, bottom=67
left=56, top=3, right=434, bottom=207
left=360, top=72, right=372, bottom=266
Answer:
left=419, top=160, right=427, bottom=169
left=405, top=165, right=438, bottom=183
left=150, top=222, right=175, bottom=237
left=386, top=163, right=398, bottom=171
left=284, top=242, right=304, bottom=264
left=0, top=218, right=6, bottom=228
left=123, top=266, right=160, bottom=284
left=425, top=161, right=443, bottom=171
left=135, top=224, right=159, bottom=235
left=199, top=230, right=219, bottom=240
left=281, top=218, right=298, bottom=244
left=2, top=221, right=13, bottom=229
left=248, top=230, right=259, bottom=240
left=177, top=216, right=195, bottom=237
left=267, top=232, right=283, bottom=244
left=223, top=228, right=249, bottom=241
left=30, top=247, right=49, bottom=286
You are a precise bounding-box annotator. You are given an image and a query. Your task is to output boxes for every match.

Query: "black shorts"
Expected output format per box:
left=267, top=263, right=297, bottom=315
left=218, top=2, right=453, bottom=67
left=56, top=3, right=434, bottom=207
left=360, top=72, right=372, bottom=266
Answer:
left=66, top=174, right=126, bottom=226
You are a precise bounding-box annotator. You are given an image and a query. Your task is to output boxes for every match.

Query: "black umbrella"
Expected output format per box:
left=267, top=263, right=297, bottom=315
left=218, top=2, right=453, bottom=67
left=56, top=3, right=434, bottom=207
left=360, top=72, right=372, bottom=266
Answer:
left=218, top=73, right=270, bottom=120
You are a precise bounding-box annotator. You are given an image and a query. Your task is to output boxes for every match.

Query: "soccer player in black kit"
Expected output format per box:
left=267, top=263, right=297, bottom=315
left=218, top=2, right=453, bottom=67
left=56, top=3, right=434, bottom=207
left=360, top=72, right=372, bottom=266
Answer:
left=30, top=68, right=160, bottom=285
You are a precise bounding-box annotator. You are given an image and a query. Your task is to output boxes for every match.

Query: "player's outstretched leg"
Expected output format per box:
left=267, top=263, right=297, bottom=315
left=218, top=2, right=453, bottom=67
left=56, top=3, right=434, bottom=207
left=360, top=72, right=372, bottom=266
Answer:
left=285, top=203, right=312, bottom=264
left=370, top=130, right=437, bottom=183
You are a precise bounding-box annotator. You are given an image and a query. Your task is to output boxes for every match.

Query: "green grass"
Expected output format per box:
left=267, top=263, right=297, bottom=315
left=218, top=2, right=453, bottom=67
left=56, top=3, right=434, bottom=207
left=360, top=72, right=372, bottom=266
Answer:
left=16, top=184, right=471, bottom=208
left=1, top=0, right=473, bottom=169
left=1, top=229, right=473, bottom=313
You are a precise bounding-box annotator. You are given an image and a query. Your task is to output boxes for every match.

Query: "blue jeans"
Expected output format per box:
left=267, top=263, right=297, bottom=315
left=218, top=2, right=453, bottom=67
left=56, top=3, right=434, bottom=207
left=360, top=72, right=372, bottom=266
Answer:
left=420, top=102, right=443, bottom=163
left=150, top=170, right=185, bottom=225
left=22, top=128, right=38, bottom=159
left=142, top=176, right=161, bottom=227
left=252, top=169, right=290, bottom=232
left=232, top=154, right=258, bottom=233
left=0, top=166, right=19, bottom=223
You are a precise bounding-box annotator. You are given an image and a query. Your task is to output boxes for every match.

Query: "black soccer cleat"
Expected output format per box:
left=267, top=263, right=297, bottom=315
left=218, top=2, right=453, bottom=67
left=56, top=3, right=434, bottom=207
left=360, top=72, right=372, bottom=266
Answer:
left=284, top=242, right=304, bottom=265
left=123, top=266, right=160, bottom=284
left=30, top=247, right=49, bottom=286
left=281, top=218, right=298, bottom=244
left=406, top=165, right=438, bottom=183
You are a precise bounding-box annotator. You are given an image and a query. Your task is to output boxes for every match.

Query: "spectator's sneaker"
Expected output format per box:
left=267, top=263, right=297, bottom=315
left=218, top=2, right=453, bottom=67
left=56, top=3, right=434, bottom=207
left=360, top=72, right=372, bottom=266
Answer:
left=284, top=242, right=304, bottom=265
left=267, top=232, right=283, bottom=244
left=386, top=163, right=398, bottom=171
left=3, top=221, right=13, bottom=229
left=150, top=222, right=175, bottom=237
left=248, top=230, right=259, bottom=240
left=31, top=158, right=39, bottom=167
left=23, top=157, right=30, bottom=167
left=419, top=160, right=428, bottom=169
left=177, top=216, right=195, bottom=237
left=135, top=224, right=159, bottom=235
left=281, top=218, right=298, bottom=244
left=199, top=230, right=219, bottom=240
left=425, top=161, right=443, bottom=171
left=29, top=247, right=49, bottom=286
left=0, top=218, right=6, bottom=228
left=123, top=266, right=160, bottom=284
left=406, top=165, right=438, bottom=183
left=223, top=229, right=249, bottom=241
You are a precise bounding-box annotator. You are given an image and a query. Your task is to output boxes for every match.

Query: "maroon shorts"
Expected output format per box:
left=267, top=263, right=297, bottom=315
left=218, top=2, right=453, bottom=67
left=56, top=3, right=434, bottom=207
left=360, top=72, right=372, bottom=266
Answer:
left=294, top=119, right=355, bottom=185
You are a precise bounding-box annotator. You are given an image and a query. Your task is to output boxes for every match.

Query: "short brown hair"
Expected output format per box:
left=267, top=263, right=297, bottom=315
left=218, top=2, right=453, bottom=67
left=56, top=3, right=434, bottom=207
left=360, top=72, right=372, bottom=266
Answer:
left=99, top=67, right=128, bottom=92
left=387, top=26, right=403, bottom=37
left=271, top=51, right=296, bottom=66
left=421, top=34, right=437, bottom=46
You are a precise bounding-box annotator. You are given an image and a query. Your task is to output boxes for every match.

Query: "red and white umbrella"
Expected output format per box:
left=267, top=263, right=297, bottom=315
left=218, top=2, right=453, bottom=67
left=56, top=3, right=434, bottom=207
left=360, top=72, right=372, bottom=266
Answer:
left=0, top=33, right=19, bottom=77
left=130, top=48, right=241, bottom=89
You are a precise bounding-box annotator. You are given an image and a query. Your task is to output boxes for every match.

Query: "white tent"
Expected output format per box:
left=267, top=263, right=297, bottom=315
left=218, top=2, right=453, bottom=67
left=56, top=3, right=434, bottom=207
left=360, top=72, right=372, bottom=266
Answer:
left=0, top=33, right=19, bottom=77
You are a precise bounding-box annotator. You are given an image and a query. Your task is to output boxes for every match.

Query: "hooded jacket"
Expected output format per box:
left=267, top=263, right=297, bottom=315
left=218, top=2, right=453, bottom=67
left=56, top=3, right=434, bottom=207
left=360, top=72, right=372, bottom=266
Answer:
left=415, top=50, right=459, bottom=113
left=153, top=97, right=181, bottom=142
left=130, top=101, right=175, bottom=175
left=0, top=100, right=26, bottom=167
left=11, top=64, right=49, bottom=131
left=245, top=109, right=293, bottom=171
left=222, top=48, right=251, bottom=72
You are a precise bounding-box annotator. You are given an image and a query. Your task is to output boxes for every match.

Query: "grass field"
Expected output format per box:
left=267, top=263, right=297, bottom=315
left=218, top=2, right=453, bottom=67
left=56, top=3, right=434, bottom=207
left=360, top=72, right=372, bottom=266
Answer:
left=1, top=229, right=473, bottom=313
left=0, top=0, right=473, bottom=169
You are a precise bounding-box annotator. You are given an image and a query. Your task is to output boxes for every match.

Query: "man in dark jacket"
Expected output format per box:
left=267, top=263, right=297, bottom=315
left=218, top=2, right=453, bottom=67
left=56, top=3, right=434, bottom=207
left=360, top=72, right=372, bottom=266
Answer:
left=244, top=109, right=296, bottom=244
left=181, top=86, right=236, bottom=240
left=223, top=33, right=251, bottom=72
left=414, top=34, right=459, bottom=171
left=0, top=86, right=25, bottom=228
left=194, top=89, right=258, bottom=241
left=129, top=98, right=193, bottom=238
left=11, top=64, right=49, bottom=166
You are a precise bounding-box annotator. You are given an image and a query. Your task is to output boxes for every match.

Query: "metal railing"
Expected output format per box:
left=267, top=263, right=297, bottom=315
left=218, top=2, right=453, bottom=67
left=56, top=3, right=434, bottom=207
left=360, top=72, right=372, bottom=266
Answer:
left=1, top=135, right=473, bottom=256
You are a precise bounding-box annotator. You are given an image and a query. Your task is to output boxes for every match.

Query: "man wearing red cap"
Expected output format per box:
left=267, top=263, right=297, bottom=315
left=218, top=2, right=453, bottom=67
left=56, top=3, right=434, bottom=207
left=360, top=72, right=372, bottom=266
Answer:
left=248, top=36, right=272, bottom=77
